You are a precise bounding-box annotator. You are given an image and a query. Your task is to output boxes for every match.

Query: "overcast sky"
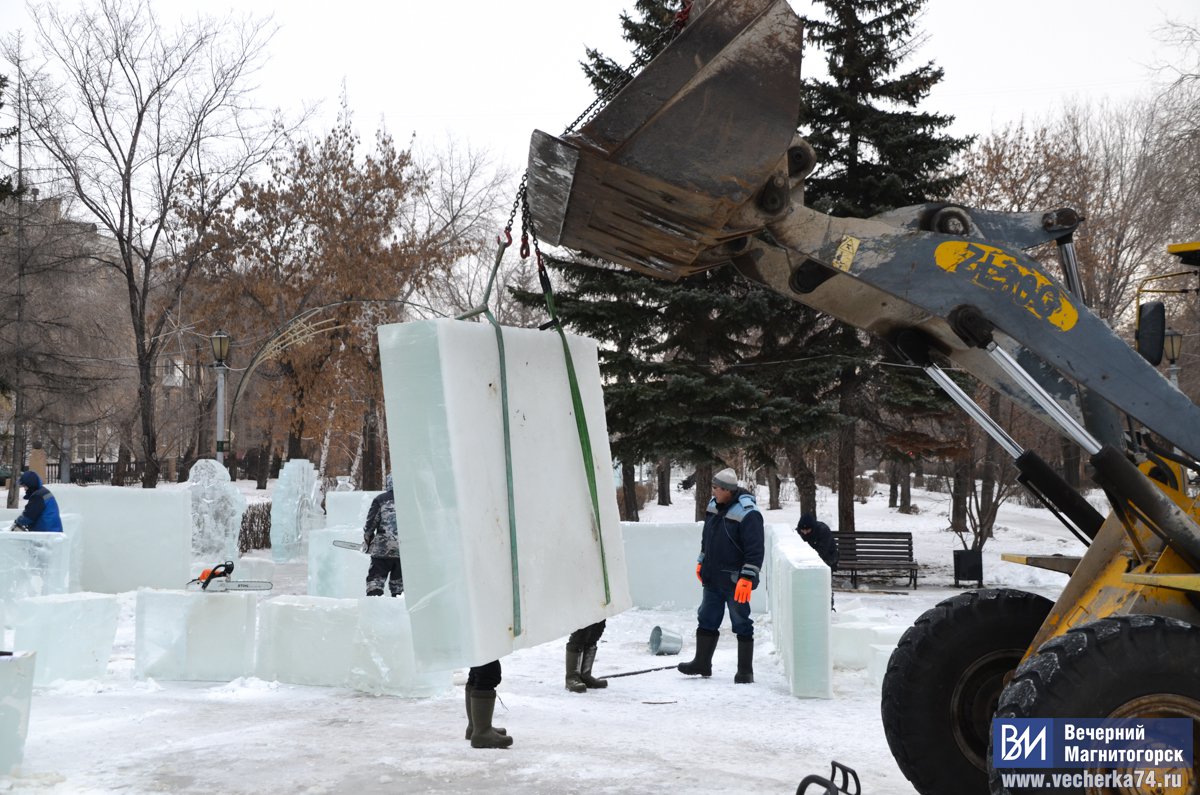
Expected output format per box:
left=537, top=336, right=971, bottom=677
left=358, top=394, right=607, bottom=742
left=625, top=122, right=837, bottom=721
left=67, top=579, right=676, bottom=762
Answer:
left=1, top=0, right=1197, bottom=174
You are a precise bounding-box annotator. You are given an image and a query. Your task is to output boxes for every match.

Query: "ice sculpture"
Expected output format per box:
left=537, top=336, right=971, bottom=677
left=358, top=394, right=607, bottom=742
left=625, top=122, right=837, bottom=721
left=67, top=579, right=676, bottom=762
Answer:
left=186, top=459, right=247, bottom=561
left=269, top=459, right=322, bottom=563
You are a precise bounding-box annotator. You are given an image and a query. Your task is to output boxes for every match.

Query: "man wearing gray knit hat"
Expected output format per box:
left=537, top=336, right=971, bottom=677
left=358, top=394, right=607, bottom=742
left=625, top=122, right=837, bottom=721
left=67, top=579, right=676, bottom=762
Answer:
left=678, top=466, right=764, bottom=684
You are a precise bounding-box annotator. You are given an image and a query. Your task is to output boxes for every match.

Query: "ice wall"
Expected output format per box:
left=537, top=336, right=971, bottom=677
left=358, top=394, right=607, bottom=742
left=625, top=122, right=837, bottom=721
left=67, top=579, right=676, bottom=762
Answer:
left=764, top=524, right=832, bottom=698
left=186, top=460, right=247, bottom=561
left=270, top=459, right=322, bottom=563
left=621, top=521, right=766, bottom=613
left=379, top=319, right=631, bottom=670
left=308, top=525, right=368, bottom=598
left=47, top=485, right=191, bottom=593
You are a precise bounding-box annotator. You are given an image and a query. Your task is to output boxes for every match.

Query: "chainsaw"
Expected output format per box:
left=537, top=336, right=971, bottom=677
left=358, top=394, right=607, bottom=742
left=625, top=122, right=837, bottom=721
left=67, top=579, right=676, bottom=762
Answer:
left=186, top=560, right=273, bottom=592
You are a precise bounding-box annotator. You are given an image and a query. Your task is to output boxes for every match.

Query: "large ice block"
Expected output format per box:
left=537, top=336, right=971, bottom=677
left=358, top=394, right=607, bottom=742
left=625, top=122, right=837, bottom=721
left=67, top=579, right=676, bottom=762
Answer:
left=621, top=521, right=766, bottom=613
left=379, top=320, right=631, bottom=671
left=831, top=621, right=907, bottom=670
left=186, top=460, right=247, bottom=561
left=256, top=595, right=358, bottom=686
left=234, top=555, right=274, bottom=583
left=270, top=460, right=322, bottom=562
left=349, top=597, right=453, bottom=697
left=324, top=491, right=383, bottom=529
left=50, top=485, right=191, bottom=593
left=764, top=524, right=832, bottom=698
left=0, top=651, right=35, bottom=775
left=12, top=593, right=119, bottom=684
left=135, top=590, right=257, bottom=681
left=308, top=526, right=368, bottom=598
left=0, top=530, right=75, bottom=628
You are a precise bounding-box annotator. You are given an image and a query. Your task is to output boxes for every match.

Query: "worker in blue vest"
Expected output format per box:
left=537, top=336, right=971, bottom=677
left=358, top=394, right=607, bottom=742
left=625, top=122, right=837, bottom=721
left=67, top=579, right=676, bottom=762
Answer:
left=12, top=470, right=63, bottom=533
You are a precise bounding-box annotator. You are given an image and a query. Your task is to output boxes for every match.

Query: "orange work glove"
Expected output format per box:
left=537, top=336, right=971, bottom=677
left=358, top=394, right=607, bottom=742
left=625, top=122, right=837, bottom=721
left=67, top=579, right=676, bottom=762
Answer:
left=695, top=563, right=703, bottom=583
left=734, top=577, right=753, bottom=603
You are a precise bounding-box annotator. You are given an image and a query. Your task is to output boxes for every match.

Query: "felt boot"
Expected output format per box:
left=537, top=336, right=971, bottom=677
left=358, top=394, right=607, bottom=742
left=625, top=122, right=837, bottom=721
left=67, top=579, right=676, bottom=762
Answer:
left=469, top=690, right=514, bottom=749
left=579, top=645, right=608, bottom=689
left=464, top=685, right=506, bottom=740
left=677, top=628, right=719, bottom=677
left=734, top=635, right=754, bottom=684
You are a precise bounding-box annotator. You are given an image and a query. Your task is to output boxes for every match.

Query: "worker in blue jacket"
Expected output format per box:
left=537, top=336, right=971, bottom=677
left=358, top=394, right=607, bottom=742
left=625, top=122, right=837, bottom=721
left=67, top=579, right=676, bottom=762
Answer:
left=678, top=467, right=764, bottom=684
left=13, top=470, right=63, bottom=533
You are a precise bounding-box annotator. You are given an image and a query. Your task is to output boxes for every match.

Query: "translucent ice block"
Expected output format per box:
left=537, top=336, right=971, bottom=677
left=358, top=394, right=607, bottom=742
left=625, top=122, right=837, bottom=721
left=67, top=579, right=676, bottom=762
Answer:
left=135, top=590, right=257, bottom=681
left=765, top=525, right=832, bottom=698
left=0, top=531, right=75, bottom=628
left=308, top=526, right=368, bottom=598
left=12, top=593, right=119, bottom=684
left=51, top=485, right=191, bottom=593
left=379, top=320, right=631, bottom=671
left=621, top=522, right=766, bottom=612
left=324, top=491, right=383, bottom=529
left=270, top=459, right=322, bottom=563
left=868, top=643, right=896, bottom=689
left=0, top=651, right=35, bottom=775
left=349, top=597, right=453, bottom=697
left=234, top=555, right=275, bottom=583
left=256, top=595, right=358, bottom=686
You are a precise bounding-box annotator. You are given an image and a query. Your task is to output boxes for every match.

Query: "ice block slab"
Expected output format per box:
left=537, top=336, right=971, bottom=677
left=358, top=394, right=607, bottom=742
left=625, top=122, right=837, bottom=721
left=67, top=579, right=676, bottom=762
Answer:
left=308, top=526, right=368, bottom=598
left=50, top=485, right=190, bottom=593
left=12, top=593, right=119, bottom=684
left=135, top=590, right=257, bottom=681
left=830, top=621, right=904, bottom=669
left=868, top=643, right=896, bottom=689
left=235, top=555, right=275, bottom=583
left=349, top=597, right=453, bottom=697
left=764, top=524, right=832, bottom=698
left=379, top=319, right=631, bottom=670
left=0, top=651, right=35, bottom=775
left=621, top=521, right=766, bottom=612
left=0, top=531, right=75, bottom=628
left=256, top=595, right=358, bottom=686
left=325, top=491, right=383, bottom=529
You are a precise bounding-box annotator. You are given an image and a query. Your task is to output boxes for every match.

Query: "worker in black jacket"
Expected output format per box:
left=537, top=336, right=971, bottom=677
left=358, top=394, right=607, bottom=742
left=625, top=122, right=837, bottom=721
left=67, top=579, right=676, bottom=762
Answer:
left=797, top=512, right=838, bottom=609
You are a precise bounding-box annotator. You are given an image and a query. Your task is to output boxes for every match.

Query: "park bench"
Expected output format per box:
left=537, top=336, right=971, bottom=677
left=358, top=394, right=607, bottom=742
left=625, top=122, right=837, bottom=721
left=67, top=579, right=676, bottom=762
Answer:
left=831, top=531, right=919, bottom=589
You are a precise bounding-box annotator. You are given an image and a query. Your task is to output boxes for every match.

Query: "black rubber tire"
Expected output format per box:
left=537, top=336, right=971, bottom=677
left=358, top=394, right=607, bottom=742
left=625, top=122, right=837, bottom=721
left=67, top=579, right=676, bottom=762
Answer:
left=990, top=614, right=1200, bottom=795
left=882, top=588, right=1054, bottom=795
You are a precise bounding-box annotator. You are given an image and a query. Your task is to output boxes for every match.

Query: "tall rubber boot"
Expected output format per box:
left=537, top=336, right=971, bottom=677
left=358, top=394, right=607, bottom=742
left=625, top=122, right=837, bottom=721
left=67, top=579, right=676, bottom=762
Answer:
left=565, top=646, right=587, bottom=693
left=677, top=628, right=719, bottom=677
left=469, top=690, right=514, bottom=749
left=464, top=685, right=506, bottom=740
left=734, top=635, right=754, bottom=684
left=579, top=645, right=608, bottom=689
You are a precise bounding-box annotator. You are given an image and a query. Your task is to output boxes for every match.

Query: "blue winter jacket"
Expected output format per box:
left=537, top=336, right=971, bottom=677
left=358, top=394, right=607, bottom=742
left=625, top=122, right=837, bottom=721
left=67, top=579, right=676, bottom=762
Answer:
left=697, top=490, right=764, bottom=590
left=15, top=470, right=63, bottom=533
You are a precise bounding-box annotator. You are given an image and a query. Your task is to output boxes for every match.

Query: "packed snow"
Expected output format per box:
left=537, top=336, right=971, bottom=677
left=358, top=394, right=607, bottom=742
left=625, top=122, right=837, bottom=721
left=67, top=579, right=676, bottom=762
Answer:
left=1, top=478, right=1085, bottom=795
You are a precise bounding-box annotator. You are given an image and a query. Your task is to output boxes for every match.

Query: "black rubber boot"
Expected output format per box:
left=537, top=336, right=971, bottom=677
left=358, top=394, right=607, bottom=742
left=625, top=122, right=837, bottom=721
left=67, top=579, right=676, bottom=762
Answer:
left=464, top=685, right=506, bottom=740
left=469, top=690, right=514, bottom=749
left=734, top=635, right=754, bottom=684
left=579, top=645, right=608, bottom=689
left=565, top=646, right=587, bottom=692
left=677, top=628, right=719, bottom=677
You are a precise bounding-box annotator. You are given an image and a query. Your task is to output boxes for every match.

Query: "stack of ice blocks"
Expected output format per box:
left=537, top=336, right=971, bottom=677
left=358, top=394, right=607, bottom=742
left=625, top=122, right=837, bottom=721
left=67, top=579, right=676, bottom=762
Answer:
left=135, top=590, right=257, bottom=681
left=11, top=593, right=119, bottom=684
left=764, top=524, right=833, bottom=698
left=0, top=525, right=79, bottom=627
left=50, top=485, right=191, bottom=592
left=379, top=319, right=631, bottom=670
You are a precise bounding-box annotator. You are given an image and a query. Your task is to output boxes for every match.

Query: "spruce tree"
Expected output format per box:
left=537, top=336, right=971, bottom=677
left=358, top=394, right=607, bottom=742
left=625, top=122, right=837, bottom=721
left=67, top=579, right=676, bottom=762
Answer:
left=799, top=0, right=972, bottom=531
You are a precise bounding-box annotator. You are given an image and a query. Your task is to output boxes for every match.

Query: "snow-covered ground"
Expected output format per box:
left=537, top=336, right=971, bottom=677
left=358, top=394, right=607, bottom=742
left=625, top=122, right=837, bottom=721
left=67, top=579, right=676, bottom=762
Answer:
left=2, top=479, right=1087, bottom=795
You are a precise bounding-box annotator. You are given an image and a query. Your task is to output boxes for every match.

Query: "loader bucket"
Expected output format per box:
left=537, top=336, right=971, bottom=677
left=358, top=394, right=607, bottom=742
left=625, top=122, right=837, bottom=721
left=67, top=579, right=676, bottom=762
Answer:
left=527, top=0, right=804, bottom=279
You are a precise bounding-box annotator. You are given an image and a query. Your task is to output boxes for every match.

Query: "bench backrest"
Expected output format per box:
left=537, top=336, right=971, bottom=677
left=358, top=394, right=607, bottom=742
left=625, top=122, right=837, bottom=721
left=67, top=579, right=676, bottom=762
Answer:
left=832, top=531, right=914, bottom=562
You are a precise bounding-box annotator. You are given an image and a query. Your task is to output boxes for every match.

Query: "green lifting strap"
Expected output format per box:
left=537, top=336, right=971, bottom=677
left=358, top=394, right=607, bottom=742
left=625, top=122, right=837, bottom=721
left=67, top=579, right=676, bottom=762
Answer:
left=536, top=263, right=613, bottom=606
left=457, top=235, right=523, bottom=638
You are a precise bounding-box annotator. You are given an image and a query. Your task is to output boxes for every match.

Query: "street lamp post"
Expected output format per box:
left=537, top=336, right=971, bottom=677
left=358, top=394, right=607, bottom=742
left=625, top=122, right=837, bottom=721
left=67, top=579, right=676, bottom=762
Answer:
left=1164, top=328, right=1183, bottom=389
left=210, top=330, right=231, bottom=464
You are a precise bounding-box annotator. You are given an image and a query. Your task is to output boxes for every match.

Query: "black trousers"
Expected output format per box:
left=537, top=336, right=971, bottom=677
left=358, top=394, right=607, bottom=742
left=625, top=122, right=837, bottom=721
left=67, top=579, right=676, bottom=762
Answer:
left=567, top=619, right=607, bottom=650
left=467, top=660, right=502, bottom=692
left=366, top=557, right=403, bottom=596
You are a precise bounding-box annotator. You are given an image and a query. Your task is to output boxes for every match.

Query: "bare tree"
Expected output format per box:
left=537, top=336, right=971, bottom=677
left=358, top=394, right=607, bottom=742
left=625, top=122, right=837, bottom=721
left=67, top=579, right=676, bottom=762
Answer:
left=10, top=0, right=290, bottom=486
